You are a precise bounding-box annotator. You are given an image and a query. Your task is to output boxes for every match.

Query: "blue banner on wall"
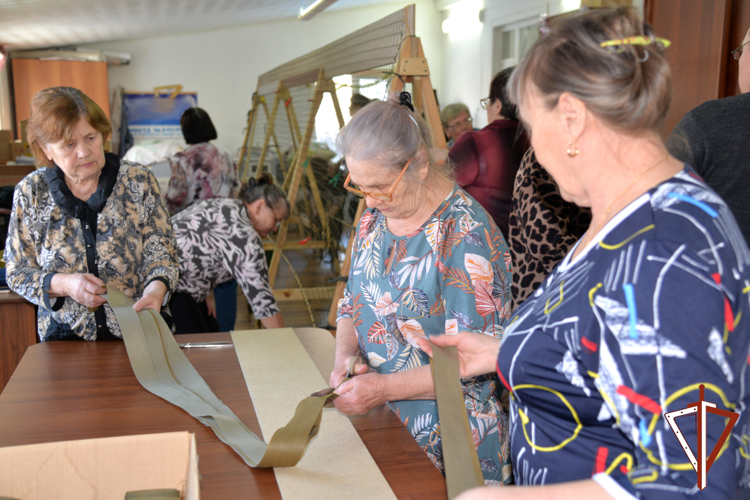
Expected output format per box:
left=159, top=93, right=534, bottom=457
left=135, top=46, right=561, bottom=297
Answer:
left=124, top=93, right=197, bottom=141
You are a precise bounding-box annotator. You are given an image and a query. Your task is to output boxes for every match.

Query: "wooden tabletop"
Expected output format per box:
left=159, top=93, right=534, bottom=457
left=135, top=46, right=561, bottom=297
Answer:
left=0, top=332, right=447, bottom=499
left=0, top=291, right=30, bottom=304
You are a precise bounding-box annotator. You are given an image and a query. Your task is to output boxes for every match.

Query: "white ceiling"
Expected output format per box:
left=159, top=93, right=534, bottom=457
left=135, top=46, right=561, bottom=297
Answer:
left=0, top=0, right=401, bottom=50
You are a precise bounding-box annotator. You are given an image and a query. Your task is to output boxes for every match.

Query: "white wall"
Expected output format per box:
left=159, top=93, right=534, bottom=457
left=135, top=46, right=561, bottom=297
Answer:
left=440, top=0, right=646, bottom=128
left=440, top=0, right=546, bottom=128
left=80, top=0, right=444, bottom=155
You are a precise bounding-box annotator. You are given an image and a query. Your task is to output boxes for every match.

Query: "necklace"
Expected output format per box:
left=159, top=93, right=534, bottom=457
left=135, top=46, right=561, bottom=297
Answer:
left=578, top=152, right=670, bottom=254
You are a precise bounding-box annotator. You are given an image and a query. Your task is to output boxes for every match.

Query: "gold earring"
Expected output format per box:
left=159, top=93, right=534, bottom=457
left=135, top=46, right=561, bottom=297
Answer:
left=567, top=142, right=578, bottom=157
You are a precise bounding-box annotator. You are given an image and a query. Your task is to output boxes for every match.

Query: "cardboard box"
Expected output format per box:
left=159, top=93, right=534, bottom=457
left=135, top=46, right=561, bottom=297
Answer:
left=20, top=119, right=28, bottom=146
left=0, top=432, right=200, bottom=500
left=11, top=140, right=29, bottom=158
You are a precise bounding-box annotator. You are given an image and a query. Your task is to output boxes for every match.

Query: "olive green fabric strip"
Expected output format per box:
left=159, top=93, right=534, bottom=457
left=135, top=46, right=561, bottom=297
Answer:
left=124, top=489, right=180, bottom=499
left=430, top=343, right=484, bottom=500
left=106, top=286, right=336, bottom=469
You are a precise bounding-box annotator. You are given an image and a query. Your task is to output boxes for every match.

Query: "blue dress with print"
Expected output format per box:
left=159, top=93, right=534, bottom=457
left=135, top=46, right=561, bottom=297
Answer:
left=497, top=168, right=750, bottom=498
left=338, top=186, right=513, bottom=484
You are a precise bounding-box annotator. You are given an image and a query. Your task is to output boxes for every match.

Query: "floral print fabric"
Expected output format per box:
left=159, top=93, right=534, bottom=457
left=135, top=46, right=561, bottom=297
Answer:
left=165, top=142, right=239, bottom=214
left=4, top=160, right=178, bottom=341
left=171, top=198, right=279, bottom=319
left=337, top=186, right=513, bottom=483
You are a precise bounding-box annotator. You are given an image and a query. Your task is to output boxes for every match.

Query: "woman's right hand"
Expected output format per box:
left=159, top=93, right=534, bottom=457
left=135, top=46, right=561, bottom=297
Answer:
left=417, top=332, right=502, bottom=379
left=51, top=273, right=107, bottom=308
left=329, top=356, right=368, bottom=388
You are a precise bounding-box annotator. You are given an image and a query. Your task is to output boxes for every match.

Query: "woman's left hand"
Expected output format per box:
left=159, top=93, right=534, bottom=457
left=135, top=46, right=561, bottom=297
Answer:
left=333, top=371, right=386, bottom=415
left=133, top=280, right=168, bottom=313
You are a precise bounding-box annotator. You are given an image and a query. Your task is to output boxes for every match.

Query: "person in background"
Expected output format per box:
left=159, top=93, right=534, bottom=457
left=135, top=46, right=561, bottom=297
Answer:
left=507, top=149, right=590, bottom=310
left=165, top=107, right=239, bottom=213
left=166, top=107, right=241, bottom=331
left=331, top=92, right=513, bottom=484
left=169, top=174, right=288, bottom=334
left=449, top=68, right=528, bottom=238
left=5, top=87, right=177, bottom=341
left=349, top=94, right=371, bottom=117
left=667, top=26, right=750, bottom=245
left=440, top=103, right=474, bottom=147
left=422, top=7, right=750, bottom=499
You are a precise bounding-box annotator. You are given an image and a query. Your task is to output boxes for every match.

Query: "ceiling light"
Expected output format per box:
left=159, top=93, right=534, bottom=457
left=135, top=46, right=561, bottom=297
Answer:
left=298, top=0, right=338, bottom=21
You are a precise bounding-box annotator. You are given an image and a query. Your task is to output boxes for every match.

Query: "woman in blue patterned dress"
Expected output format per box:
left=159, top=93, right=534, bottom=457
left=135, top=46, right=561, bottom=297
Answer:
left=422, top=8, right=750, bottom=500
left=331, top=92, right=514, bottom=484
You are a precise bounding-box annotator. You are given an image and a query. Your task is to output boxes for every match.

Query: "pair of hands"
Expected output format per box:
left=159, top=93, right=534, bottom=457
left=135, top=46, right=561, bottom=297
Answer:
left=52, top=273, right=167, bottom=312
left=329, top=356, right=382, bottom=415
left=328, top=331, right=501, bottom=415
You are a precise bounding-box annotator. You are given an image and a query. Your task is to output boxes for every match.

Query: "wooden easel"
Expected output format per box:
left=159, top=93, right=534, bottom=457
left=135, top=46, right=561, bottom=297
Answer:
left=326, top=34, right=446, bottom=327
left=239, top=83, right=335, bottom=253
left=266, top=69, right=348, bottom=296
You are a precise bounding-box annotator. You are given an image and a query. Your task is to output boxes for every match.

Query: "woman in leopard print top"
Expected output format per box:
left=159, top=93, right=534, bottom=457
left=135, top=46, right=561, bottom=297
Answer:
left=507, top=148, right=590, bottom=310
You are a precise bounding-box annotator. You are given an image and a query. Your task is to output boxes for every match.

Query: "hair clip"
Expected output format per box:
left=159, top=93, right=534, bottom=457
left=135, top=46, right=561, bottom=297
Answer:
left=399, top=91, right=415, bottom=112
left=600, top=36, right=671, bottom=49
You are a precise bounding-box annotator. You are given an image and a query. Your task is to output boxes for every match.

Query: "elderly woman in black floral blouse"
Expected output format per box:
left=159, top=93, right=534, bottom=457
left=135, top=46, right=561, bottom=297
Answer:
left=4, top=87, right=178, bottom=341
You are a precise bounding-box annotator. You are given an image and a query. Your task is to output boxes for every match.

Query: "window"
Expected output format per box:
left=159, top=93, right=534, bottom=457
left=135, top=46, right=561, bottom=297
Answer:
left=492, top=19, right=539, bottom=76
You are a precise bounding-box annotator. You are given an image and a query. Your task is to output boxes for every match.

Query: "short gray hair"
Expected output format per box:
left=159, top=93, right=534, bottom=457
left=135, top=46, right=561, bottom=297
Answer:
left=440, top=103, right=470, bottom=126
left=508, top=7, right=671, bottom=134
left=336, top=92, right=453, bottom=182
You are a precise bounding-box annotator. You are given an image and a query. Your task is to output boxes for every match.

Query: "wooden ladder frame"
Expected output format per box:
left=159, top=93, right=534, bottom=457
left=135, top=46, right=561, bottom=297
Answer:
left=266, top=69, right=348, bottom=299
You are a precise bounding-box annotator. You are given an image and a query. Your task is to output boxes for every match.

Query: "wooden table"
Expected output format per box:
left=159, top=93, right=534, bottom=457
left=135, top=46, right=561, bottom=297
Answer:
left=0, top=291, right=36, bottom=392
left=0, top=332, right=447, bottom=499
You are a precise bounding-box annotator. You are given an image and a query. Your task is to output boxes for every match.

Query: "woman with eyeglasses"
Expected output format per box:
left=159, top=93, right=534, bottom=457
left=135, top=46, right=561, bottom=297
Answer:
left=330, top=92, right=514, bottom=484
left=168, top=173, right=289, bottom=333
left=441, top=103, right=475, bottom=147
left=449, top=67, right=528, bottom=239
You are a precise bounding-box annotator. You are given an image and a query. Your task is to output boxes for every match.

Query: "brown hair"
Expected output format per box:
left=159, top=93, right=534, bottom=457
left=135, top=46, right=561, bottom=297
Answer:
left=27, top=87, right=112, bottom=168
left=507, top=7, right=671, bottom=134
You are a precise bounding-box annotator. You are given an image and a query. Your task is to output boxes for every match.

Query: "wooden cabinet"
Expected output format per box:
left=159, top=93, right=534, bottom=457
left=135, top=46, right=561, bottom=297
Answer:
left=0, top=292, right=36, bottom=393
left=645, top=0, right=750, bottom=134
left=11, top=59, right=109, bottom=139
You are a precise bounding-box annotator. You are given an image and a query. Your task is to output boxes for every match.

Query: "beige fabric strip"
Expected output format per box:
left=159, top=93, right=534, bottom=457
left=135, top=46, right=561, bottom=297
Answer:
left=430, top=344, right=485, bottom=499
left=231, top=328, right=396, bottom=500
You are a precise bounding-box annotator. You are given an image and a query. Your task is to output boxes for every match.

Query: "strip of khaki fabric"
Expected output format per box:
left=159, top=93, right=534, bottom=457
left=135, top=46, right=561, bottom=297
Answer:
left=108, top=286, right=482, bottom=498
left=107, top=287, right=335, bottom=468
left=430, top=345, right=485, bottom=499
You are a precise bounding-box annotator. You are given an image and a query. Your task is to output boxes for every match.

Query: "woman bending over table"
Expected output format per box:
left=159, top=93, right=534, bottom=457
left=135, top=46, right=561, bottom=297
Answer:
left=169, top=174, right=288, bottom=333
left=331, top=92, right=514, bottom=484
left=421, top=7, right=750, bottom=499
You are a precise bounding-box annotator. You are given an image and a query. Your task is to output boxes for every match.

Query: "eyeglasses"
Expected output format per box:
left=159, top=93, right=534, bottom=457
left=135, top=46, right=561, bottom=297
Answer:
left=263, top=190, right=286, bottom=229
left=270, top=207, right=284, bottom=229
left=480, top=97, right=492, bottom=110
left=445, top=116, right=472, bottom=130
left=343, top=158, right=411, bottom=202
left=733, top=40, right=750, bottom=61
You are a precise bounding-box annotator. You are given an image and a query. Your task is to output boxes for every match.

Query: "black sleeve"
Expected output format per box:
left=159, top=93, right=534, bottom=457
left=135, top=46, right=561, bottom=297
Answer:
left=666, top=111, right=707, bottom=176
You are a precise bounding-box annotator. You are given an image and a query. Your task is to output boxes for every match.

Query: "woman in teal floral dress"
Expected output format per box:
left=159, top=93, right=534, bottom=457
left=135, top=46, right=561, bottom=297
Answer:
left=331, top=92, right=514, bottom=484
